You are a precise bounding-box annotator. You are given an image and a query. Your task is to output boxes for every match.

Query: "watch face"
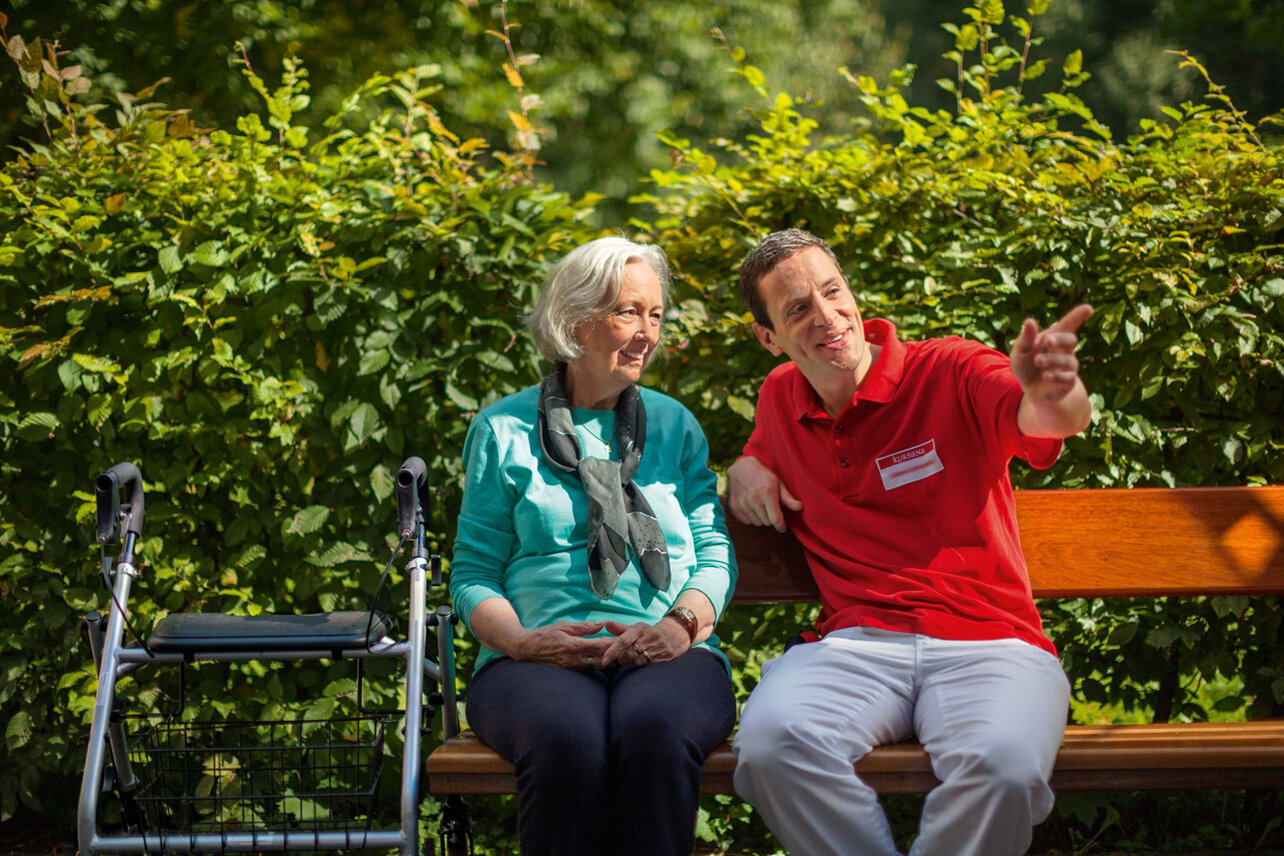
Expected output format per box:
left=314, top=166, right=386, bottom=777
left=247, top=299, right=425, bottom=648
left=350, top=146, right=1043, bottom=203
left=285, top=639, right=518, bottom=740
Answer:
left=667, top=607, right=698, bottom=641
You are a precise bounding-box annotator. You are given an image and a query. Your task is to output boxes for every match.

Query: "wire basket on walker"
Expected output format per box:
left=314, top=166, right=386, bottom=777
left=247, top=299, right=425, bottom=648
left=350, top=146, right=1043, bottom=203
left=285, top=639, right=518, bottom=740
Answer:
left=125, top=713, right=388, bottom=839
left=76, top=459, right=471, bottom=856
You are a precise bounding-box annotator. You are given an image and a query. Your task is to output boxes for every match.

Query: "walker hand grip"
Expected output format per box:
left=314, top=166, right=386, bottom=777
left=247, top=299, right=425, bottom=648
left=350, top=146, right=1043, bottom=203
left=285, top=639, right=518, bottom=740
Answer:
left=95, top=463, right=144, bottom=544
left=396, top=457, right=431, bottom=538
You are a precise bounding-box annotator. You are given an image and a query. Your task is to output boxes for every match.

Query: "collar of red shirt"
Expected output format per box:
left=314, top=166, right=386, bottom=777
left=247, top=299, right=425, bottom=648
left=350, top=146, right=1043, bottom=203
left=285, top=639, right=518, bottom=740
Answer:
left=788, top=317, right=907, bottom=421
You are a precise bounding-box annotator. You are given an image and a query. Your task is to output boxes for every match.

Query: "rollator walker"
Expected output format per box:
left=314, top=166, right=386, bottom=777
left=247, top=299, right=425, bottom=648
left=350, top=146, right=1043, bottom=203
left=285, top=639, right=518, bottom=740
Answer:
left=77, top=459, right=471, bottom=856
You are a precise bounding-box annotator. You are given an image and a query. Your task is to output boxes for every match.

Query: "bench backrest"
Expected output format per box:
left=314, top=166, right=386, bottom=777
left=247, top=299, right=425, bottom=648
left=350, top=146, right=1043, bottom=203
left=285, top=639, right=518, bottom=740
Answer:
left=726, top=486, right=1284, bottom=603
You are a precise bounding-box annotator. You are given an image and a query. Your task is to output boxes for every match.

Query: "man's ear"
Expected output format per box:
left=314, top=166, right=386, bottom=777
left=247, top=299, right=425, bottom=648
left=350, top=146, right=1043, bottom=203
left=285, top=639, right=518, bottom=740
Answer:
left=753, top=322, right=784, bottom=357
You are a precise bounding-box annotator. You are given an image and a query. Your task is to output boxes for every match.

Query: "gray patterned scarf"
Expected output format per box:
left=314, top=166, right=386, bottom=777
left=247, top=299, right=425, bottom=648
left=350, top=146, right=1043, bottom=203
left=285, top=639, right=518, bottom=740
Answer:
left=537, top=364, right=671, bottom=599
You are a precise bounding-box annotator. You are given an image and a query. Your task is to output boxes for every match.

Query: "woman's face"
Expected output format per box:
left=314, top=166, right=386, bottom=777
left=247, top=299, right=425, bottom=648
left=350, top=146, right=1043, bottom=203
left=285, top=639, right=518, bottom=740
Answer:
left=568, top=261, right=664, bottom=408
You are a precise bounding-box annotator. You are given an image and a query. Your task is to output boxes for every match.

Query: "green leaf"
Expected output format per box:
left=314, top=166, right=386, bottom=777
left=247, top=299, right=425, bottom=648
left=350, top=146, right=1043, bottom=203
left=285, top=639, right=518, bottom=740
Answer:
left=476, top=349, right=515, bottom=372
left=4, top=710, right=31, bottom=750
left=236, top=112, right=271, bottom=141
left=192, top=240, right=229, bottom=267
left=370, top=463, right=394, bottom=504
left=72, top=353, right=120, bottom=374
left=1063, top=49, right=1083, bottom=76
left=1044, top=92, right=1093, bottom=121
left=1106, top=622, right=1138, bottom=646
left=158, top=245, right=183, bottom=274
left=346, top=401, right=380, bottom=449
left=323, top=678, right=358, bottom=699
left=285, top=505, right=330, bottom=536
left=310, top=541, right=374, bottom=568
left=232, top=544, right=267, bottom=568
left=445, top=378, right=479, bottom=411
left=695, top=807, right=714, bottom=842
left=5, top=35, right=26, bottom=62
left=726, top=395, right=755, bottom=421
left=357, top=349, right=390, bottom=376
left=16, top=411, right=59, bottom=441
left=301, top=697, right=336, bottom=735
left=57, top=359, right=83, bottom=390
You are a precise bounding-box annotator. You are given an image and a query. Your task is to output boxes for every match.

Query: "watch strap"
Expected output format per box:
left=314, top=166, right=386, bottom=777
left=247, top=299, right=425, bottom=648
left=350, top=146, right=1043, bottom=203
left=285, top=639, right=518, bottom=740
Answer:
left=664, top=606, right=699, bottom=643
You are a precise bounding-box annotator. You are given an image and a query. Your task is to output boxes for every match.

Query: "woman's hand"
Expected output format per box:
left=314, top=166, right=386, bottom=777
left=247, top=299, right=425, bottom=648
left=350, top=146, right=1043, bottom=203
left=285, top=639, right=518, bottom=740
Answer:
left=511, top=620, right=613, bottom=670
left=598, top=618, right=690, bottom=668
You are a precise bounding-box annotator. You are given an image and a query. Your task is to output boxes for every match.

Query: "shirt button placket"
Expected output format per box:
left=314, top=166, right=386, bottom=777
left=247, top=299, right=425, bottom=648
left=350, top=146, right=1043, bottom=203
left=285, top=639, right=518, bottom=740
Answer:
left=835, top=421, right=854, bottom=502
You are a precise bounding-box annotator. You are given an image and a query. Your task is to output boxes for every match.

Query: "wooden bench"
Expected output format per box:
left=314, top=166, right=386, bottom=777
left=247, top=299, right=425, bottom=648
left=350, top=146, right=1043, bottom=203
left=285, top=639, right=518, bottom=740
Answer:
left=427, top=486, right=1284, bottom=797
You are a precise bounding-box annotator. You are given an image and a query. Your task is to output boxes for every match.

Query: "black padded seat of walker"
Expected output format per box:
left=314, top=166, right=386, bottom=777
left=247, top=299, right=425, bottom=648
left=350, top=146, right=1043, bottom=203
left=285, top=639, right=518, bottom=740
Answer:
left=148, top=611, right=394, bottom=655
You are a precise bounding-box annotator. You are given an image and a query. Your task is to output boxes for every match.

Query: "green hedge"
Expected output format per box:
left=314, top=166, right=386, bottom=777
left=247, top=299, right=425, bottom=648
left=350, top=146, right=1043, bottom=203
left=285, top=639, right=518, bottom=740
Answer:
left=0, top=42, right=601, bottom=821
left=641, top=2, right=1284, bottom=729
left=1, top=2, right=1282, bottom=850
left=637, top=5, right=1283, bottom=848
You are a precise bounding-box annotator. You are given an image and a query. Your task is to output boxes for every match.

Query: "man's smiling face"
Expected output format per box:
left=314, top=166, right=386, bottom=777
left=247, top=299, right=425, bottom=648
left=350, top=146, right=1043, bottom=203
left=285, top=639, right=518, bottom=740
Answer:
left=752, top=246, right=871, bottom=385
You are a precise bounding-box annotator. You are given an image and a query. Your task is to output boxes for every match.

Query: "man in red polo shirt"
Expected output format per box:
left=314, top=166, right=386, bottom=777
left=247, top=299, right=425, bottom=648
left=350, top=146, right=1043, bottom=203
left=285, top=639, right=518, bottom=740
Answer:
left=728, top=229, right=1092, bottom=856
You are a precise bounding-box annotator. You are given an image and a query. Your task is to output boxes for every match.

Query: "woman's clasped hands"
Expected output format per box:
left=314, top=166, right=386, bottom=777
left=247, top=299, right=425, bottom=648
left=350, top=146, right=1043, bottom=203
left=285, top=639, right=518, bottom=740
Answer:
left=510, top=620, right=611, bottom=670
left=597, top=619, right=690, bottom=669
left=509, top=618, right=691, bottom=670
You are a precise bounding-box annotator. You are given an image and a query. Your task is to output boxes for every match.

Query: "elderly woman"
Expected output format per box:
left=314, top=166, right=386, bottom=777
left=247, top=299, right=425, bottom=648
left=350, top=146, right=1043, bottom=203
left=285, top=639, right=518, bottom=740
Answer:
left=449, top=236, right=738, bottom=856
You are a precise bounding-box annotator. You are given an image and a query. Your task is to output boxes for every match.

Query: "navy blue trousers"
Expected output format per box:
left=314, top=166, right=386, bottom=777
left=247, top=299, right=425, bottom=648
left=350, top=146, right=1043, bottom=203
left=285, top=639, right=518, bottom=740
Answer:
left=466, top=648, right=736, bottom=856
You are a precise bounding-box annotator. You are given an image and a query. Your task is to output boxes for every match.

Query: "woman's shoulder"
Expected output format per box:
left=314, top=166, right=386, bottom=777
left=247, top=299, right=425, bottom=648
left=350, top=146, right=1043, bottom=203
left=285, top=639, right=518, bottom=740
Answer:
left=638, top=385, right=697, bottom=422
left=470, top=385, right=540, bottom=436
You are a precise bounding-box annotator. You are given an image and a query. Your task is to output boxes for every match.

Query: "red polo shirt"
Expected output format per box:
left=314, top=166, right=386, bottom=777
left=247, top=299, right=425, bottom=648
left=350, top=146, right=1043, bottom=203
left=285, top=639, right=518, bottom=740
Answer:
left=743, top=318, right=1061, bottom=655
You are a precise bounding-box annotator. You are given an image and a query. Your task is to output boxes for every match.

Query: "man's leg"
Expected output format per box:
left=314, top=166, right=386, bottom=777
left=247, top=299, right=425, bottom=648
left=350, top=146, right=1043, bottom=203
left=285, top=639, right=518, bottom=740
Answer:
left=465, top=659, right=611, bottom=856
left=910, top=638, right=1070, bottom=856
left=733, top=628, right=918, bottom=856
left=607, top=649, right=737, bottom=856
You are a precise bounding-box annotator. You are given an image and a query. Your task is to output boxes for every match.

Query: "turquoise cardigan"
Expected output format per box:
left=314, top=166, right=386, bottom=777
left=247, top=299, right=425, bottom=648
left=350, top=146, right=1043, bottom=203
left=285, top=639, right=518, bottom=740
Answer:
left=449, top=385, right=738, bottom=674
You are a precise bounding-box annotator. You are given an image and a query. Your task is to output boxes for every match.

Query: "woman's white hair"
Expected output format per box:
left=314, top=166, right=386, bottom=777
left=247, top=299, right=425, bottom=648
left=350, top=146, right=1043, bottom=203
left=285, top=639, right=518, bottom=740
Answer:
left=527, top=236, right=672, bottom=364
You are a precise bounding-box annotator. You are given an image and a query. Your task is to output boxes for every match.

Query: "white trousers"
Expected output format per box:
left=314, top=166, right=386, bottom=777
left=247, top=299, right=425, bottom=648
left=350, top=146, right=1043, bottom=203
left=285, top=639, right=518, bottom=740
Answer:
left=732, top=627, right=1070, bottom=856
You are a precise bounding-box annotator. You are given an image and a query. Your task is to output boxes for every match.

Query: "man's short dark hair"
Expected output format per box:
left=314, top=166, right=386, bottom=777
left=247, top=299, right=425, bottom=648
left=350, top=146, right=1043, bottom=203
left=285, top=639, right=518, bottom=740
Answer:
left=738, top=229, right=844, bottom=330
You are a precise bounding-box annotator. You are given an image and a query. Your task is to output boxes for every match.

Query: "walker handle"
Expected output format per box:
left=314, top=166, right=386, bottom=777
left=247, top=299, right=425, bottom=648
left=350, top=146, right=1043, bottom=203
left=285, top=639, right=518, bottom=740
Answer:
left=396, top=457, right=431, bottom=538
left=95, top=462, right=144, bottom=544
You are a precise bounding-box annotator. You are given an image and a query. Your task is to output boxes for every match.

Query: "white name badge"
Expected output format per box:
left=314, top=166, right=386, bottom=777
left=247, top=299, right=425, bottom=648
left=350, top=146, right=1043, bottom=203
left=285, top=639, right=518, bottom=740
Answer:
left=875, top=439, right=944, bottom=491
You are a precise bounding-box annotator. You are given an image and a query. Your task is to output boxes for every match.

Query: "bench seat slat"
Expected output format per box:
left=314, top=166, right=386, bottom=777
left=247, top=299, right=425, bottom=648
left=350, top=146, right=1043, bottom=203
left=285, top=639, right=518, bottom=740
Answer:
left=427, top=721, right=1284, bottom=795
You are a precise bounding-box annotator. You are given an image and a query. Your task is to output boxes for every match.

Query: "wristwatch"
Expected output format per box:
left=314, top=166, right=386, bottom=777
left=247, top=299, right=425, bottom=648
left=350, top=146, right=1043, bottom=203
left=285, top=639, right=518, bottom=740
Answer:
left=664, top=606, right=699, bottom=643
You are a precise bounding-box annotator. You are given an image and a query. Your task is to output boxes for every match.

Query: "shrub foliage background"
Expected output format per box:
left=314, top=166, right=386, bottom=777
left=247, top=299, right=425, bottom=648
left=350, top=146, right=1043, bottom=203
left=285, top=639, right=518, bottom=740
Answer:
left=642, top=0, right=1284, bottom=731
left=1, top=2, right=1282, bottom=851
left=0, top=31, right=599, bottom=823
left=637, top=6, right=1283, bottom=848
